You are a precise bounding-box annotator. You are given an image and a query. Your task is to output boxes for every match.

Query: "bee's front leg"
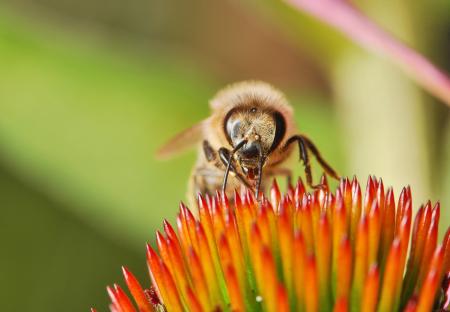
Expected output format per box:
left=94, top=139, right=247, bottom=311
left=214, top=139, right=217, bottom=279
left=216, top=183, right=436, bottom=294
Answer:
left=202, top=140, right=253, bottom=191
left=217, top=147, right=253, bottom=191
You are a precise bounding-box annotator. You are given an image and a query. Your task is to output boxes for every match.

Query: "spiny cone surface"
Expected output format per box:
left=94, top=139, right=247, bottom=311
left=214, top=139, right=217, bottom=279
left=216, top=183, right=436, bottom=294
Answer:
left=98, top=176, right=450, bottom=312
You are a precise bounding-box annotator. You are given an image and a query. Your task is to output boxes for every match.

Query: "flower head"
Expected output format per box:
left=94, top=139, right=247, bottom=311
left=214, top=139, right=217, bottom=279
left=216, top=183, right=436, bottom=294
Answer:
left=98, top=176, right=450, bottom=312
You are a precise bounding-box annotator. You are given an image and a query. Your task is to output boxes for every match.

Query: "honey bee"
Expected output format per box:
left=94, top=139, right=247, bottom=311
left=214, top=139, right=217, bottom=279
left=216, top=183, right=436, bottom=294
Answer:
left=157, top=81, right=339, bottom=204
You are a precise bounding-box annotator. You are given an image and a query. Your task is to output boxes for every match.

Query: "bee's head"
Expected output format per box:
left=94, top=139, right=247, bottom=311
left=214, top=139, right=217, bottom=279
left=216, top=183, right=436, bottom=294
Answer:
left=224, top=106, right=286, bottom=176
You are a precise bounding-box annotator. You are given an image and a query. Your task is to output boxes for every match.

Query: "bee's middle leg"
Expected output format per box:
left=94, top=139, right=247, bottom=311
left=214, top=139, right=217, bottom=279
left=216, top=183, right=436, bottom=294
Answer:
left=301, top=135, right=340, bottom=180
left=284, top=135, right=338, bottom=189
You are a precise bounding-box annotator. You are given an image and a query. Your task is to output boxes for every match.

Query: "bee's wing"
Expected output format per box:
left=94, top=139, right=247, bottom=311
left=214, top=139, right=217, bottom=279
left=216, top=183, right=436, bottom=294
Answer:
left=156, top=120, right=205, bottom=160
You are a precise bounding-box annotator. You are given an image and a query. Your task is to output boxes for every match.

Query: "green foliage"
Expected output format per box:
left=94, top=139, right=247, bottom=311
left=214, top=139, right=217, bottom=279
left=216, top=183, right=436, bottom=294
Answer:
left=0, top=9, right=343, bottom=311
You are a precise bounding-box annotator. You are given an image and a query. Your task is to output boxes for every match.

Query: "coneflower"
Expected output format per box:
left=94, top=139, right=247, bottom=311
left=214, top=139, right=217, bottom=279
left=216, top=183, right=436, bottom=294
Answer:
left=95, top=176, right=450, bottom=312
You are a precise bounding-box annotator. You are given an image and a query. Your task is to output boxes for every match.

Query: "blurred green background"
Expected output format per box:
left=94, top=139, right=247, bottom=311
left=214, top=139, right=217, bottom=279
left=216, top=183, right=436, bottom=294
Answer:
left=0, top=0, right=448, bottom=311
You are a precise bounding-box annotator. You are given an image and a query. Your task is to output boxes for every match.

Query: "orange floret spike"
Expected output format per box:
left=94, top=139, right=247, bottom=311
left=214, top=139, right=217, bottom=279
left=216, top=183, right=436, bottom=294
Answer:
left=305, top=255, right=318, bottom=312
left=297, top=196, right=314, bottom=253
left=403, top=299, right=418, bottom=312
left=185, top=287, right=203, bottom=312
left=402, top=204, right=425, bottom=307
left=276, top=284, right=290, bottom=312
left=341, top=177, right=352, bottom=220
left=404, top=201, right=431, bottom=297
left=238, top=202, right=256, bottom=261
left=442, top=228, right=450, bottom=277
left=180, top=203, right=199, bottom=253
left=168, top=237, right=191, bottom=302
left=212, top=195, right=224, bottom=223
left=293, top=231, right=307, bottom=309
left=163, top=220, right=188, bottom=284
left=217, top=235, right=233, bottom=272
left=319, top=173, right=329, bottom=193
left=260, top=247, right=278, bottom=312
left=361, top=265, right=379, bottom=312
left=333, top=188, right=348, bottom=292
left=122, top=266, right=155, bottom=312
left=398, top=211, right=412, bottom=267
left=407, top=205, right=423, bottom=262
left=197, top=195, right=214, bottom=248
left=109, top=303, right=120, bottom=312
left=380, top=187, right=395, bottom=270
left=162, top=219, right=177, bottom=241
left=146, top=244, right=165, bottom=303
left=225, top=220, right=245, bottom=286
left=432, top=202, right=440, bottom=223
left=417, top=201, right=433, bottom=246
left=396, top=187, right=412, bottom=234
left=220, top=190, right=230, bottom=216
left=102, top=176, right=449, bottom=312
left=107, top=286, right=122, bottom=312
left=316, top=213, right=332, bottom=311
left=376, top=178, right=385, bottom=218
left=378, top=239, right=402, bottom=311
left=155, top=231, right=171, bottom=271
left=350, top=180, right=362, bottom=243
left=114, top=284, right=137, bottom=312
left=176, top=214, right=188, bottom=252
left=196, top=222, right=222, bottom=306
left=159, top=262, right=184, bottom=312
left=311, top=190, right=323, bottom=236
left=336, top=237, right=352, bottom=301
left=325, top=192, right=335, bottom=224
left=393, top=217, right=412, bottom=310
left=417, top=270, right=441, bottom=312
left=416, top=218, right=439, bottom=290
left=368, top=201, right=380, bottom=267
left=278, top=200, right=295, bottom=296
left=270, top=179, right=281, bottom=212
left=244, top=189, right=257, bottom=218
left=211, top=203, right=226, bottom=247
left=186, top=248, right=211, bottom=311
left=287, top=182, right=295, bottom=200
left=249, top=223, right=264, bottom=290
left=363, top=176, right=376, bottom=215
left=224, top=265, right=245, bottom=312
left=430, top=246, right=445, bottom=279
left=351, top=217, right=368, bottom=310
left=333, top=297, right=348, bottom=312
left=334, top=189, right=348, bottom=241
left=256, top=201, right=273, bottom=250
left=294, top=177, right=306, bottom=206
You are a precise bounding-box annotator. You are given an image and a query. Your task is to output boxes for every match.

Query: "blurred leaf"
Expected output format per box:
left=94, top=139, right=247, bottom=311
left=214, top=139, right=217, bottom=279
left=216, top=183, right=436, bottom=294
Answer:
left=0, top=9, right=343, bottom=250
left=0, top=9, right=216, bottom=247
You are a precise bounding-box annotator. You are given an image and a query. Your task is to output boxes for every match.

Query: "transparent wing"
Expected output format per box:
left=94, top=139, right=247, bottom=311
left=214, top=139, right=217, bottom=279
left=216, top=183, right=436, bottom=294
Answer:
left=156, top=120, right=205, bottom=160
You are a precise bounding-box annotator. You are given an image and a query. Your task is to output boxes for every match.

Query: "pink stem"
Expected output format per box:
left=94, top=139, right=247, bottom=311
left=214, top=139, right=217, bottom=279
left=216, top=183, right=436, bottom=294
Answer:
left=285, top=0, right=450, bottom=107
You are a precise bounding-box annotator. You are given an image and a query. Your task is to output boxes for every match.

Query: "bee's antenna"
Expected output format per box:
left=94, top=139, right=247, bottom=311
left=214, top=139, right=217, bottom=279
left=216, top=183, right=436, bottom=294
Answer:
left=255, top=141, right=265, bottom=200
left=222, top=140, right=247, bottom=194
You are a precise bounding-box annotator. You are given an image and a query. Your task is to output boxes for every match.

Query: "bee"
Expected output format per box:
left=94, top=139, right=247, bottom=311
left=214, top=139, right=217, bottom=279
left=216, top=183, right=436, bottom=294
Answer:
left=157, top=81, right=339, bottom=205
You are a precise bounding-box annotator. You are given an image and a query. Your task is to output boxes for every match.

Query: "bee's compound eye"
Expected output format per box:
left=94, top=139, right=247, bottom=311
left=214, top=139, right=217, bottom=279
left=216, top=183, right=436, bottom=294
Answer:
left=229, top=119, right=242, bottom=140
left=225, top=114, right=243, bottom=143
left=269, top=111, right=286, bottom=152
